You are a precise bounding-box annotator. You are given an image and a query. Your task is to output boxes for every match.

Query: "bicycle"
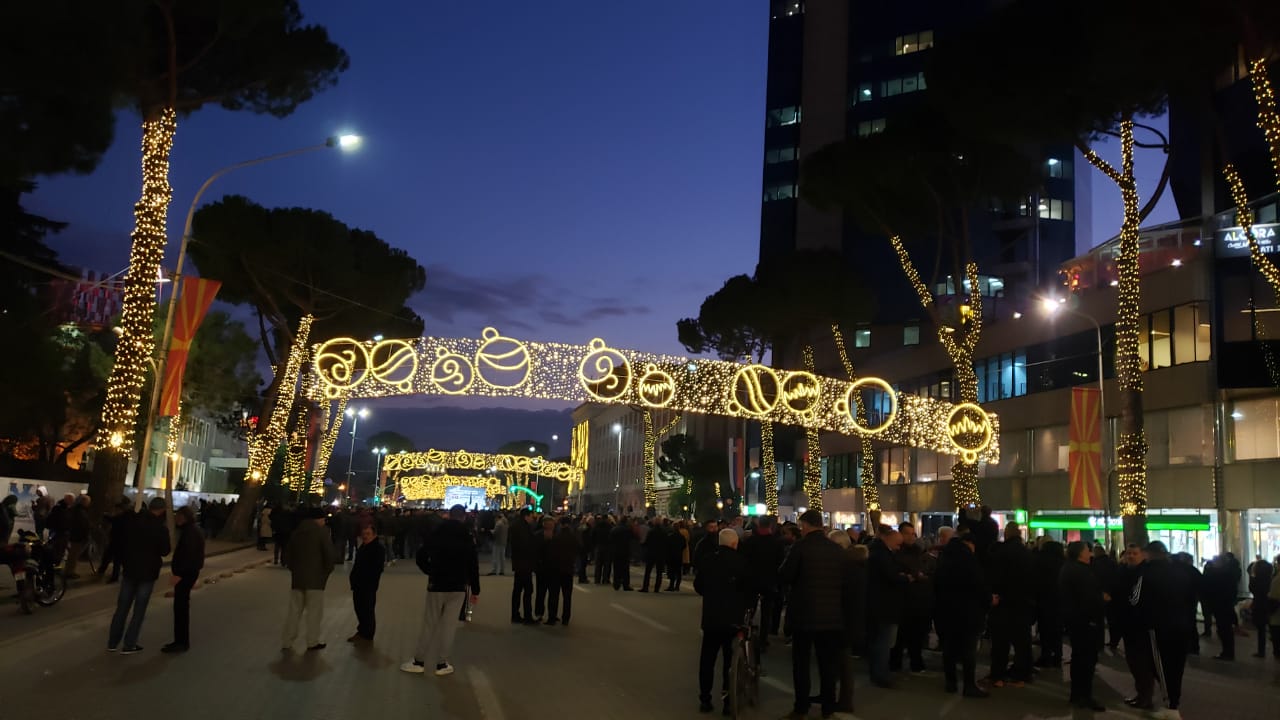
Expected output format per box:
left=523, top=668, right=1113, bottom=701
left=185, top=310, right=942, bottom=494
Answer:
left=728, top=607, right=761, bottom=719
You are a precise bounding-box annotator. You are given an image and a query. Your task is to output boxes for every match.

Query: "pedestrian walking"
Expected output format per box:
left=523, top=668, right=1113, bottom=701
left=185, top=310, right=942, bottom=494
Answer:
left=640, top=518, right=666, bottom=593
left=401, top=505, right=480, bottom=677
left=488, top=512, right=508, bottom=576
left=349, top=524, right=385, bottom=643
left=281, top=508, right=337, bottom=651
left=694, top=528, right=751, bottom=715
left=509, top=509, right=536, bottom=623
left=163, top=506, right=205, bottom=653
left=107, top=497, right=171, bottom=655
left=1060, top=541, right=1106, bottom=711
left=1130, top=541, right=1193, bottom=718
left=258, top=504, right=273, bottom=552
left=778, top=510, right=851, bottom=719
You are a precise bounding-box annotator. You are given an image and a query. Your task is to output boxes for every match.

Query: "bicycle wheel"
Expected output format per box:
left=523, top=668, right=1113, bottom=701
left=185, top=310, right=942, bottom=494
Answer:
left=35, top=569, right=66, bottom=606
left=728, top=640, right=747, bottom=719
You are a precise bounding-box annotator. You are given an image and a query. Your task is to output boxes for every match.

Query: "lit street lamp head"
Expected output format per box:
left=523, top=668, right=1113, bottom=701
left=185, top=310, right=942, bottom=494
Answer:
left=327, top=134, right=362, bottom=150
left=612, top=423, right=622, bottom=434
left=1040, top=296, right=1063, bottom=314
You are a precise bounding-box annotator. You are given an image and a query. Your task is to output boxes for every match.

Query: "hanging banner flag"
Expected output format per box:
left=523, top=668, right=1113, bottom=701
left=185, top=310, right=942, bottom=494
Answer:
left=1068, top=386, right=1103, bottom=509
left=159, top=277, right=221, bottom=416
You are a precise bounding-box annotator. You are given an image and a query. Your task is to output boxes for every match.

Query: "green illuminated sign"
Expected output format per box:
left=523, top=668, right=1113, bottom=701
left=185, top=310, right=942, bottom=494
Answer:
left=1027, top=513, right=1210, bottom=532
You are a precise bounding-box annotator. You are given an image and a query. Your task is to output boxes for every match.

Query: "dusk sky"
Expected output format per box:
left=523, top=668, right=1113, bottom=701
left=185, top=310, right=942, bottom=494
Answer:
left=25, top=1, right=1175, bottom=452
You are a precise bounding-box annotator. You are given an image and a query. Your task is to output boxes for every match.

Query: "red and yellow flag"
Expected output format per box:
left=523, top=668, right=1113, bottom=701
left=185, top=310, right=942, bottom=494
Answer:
left=159, top=277, right=221, bottom=416
left=1068, top=386, right=1103, bottom=509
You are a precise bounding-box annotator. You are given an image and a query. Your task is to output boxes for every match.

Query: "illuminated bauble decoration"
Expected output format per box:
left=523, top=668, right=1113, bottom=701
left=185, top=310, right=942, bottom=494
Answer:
left=637, top=363, right=676, bottom=407
left=313, top=337, right=370, bottom=398
left=579, top=338, right=632, bottom=401
left=369, top=339, right=419, bottom=392
left=844, top=377, right=897, bottom=434
left=731, top=365, right=780, bottom=416
left=946, top=402, right=994, bottom=463
left=430, top=347, right=475, bottom=395
left=781, top=371, right=821, bottom=416
left=474, top=327, right=531, bottom=389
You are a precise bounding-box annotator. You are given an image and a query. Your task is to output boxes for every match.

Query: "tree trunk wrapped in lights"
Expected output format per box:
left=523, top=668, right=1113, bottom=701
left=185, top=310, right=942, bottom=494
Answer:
left=93, top=109, right=178, bottom=500
left=891, top=237, right=984, bottom=509
left=801, top=346, right=824, bottom=512
left=311, top=396, right=349, bottom=483
left=761, top=421, right=777, bottom=514
left=643, top=410, right=681, bottom=512
left=1249, top=58, right=1280, bottom=186
left=1081, top=119, right=1148, bottom=545
left=831, top=324, right=880, bottom=516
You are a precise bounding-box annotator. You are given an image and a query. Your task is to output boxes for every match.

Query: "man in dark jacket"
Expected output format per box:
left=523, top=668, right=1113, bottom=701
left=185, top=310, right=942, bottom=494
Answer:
left=100, top=498, right=134, bottom=583
left=509, top=508, right=537, bottom=623
left=640, top=518, right=666, bottom=592
left=1208, top=552, right=1241, bottom=660
left=534, top=516, right=559, bottom=621
left=694, top=528, right=751, bottom=715
left=866, top=525, right=908, bottom=687
left=1131, top=542, right=1192, bottom=715
left=934, top=530, right=992, bottom=698
left=891, top=522, right=932, bottom=674
left=665, top=520, right=688, bottom=590
left=281, top=508, right=337, bottom=651
left=164, top=505, right=205, bottom=653
left=107, top=497, right=171, bottom=654
left=591, top=514, right=612, bottom=585
left=778, top=510, right=851, bottom=719
left=1172, top=552, right=1202, bottom=655
left=550, top=518, right=581, bottom=625
left=610, top=517, right=635, bottom=591
left=348, top=524, right=385, bottom=643
left=987, top=522, right=1035, bottom=687
left=692, top=518, right=719, bottom=574
left=1034, top=540, right=1066, bottom=667
left=1248, top=556, right=1274, bottom=658
left=401, top=505, right=480, bottom=676
left=1060, top=541, right=1106, bottom=711
left=741, top=515, right=785, bottom=644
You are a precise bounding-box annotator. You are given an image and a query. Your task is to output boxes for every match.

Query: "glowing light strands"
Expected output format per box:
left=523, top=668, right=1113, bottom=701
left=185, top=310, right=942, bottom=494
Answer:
left=760, top=421, right=777, bottom=514
left=165, top=405, right=182, bottom=491
left=285, top=398, right=311, bottom=491
left=642, top=412, right=682, bottom=510
left=98, top=109, right=178, bottom=459
left=312, top=397, right=348, bottom=485
left=398, top=475, right=507, bottom=501
left=383, top=449, right=585, bottom=489
left=1249, top=58, right=1280, bottom=190
left=801, top=347, right=823, bottom=512
left=890, top=237, right=985, bottom=508
left=308, top=328, right=1000, bottom=462
left=831, top=324, right=879, bottom=512
left=1083, top=121, right=1148, bottom=528
left=1226, top=164, right=1280, bottom=292
left=249, top=315, right=314, bottom=483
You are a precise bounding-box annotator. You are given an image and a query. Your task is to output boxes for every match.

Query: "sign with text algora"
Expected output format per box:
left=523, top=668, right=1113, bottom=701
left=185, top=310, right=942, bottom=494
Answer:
left=1217, top=223, right=1280, bottom=258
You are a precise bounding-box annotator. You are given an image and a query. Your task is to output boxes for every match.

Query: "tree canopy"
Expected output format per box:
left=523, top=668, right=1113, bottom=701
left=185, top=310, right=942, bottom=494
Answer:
left=366, top=430, right=415, bottom=455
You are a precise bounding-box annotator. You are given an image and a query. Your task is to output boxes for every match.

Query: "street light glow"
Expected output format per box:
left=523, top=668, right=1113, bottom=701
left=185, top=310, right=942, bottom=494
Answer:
left=1040, top=296, right=1062, bottom=314
left=612, top=423, right=622, bottom=434
left=332, top=134, right=362, bottom=150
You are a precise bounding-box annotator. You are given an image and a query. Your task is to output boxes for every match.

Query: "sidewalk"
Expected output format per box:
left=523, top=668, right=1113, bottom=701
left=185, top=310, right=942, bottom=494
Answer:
left=0, top=546, right=268, bottom=647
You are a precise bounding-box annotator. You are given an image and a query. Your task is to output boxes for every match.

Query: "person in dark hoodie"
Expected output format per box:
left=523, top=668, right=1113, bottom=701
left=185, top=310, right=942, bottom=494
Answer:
left=611, top=517, right=635, bottom=591
left=348, top=524, right=385, bottom=643
left=987, top=522, right=1034, bottom=688
left=163, top=505, right=205, bottom=653
left=934, top=528, right=992, bottom=698
left=509, top=508, right=537, bottom=624
left=1060, top=541, right=1106, bottom=711
left=1033, top=539, right=1066, bottom=667
left=550, top=517, right=581, bottom=625
left=400, top=505, right=480, bottom=676
left=107, top=497, right=171, bottom=655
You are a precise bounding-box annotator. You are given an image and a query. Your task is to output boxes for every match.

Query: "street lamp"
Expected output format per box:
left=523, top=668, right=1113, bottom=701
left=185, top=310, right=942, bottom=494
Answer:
left=131, top=135, right=362, bottom=510
left=345, top=407, right=370, bottom=499
left=1042, top=296, right=1113, bottom=536
left=612, top=422, right=624, bottom=513
left=372, top=446, right=388, bottom=503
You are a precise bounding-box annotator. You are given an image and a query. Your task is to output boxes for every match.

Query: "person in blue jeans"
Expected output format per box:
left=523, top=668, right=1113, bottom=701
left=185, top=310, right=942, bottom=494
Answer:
left=108, top=497, right=171, bottom=654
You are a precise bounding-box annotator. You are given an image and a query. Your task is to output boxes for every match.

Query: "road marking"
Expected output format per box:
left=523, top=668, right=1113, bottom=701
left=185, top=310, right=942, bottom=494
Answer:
left=761, top=675, right=792, bottom=694
left=938, top=695, right=960, bottom=716
left=467, top=666, right=506, bottom=720
left=609, top=602, right=671, bottom=633
left=574, top=584, right=591, bottom=594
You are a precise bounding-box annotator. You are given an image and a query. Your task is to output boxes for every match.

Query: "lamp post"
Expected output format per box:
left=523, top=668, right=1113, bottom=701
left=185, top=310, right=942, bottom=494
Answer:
left=612, top=423, right=624, bottom=513
left=372, top=446, right=388, bottom=505
left=345, top=407, right=369, bottom=500
left=1041, top=297, right=1113, bottom=540
left=130, top=135, right=362, bottom=511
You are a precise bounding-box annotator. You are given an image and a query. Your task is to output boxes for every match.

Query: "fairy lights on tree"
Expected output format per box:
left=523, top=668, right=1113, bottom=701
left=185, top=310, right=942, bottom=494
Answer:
left=642, top=411, right=682, bottom=510
left=831, top=324, right=879, bottom=512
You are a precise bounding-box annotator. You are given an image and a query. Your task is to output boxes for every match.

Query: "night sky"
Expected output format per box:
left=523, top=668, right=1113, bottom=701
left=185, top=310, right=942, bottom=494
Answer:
left=24, top=1, right=1175, bottom=452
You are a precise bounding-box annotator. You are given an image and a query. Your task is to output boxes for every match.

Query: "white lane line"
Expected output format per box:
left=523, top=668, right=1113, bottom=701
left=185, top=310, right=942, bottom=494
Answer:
left=938, top=695, right=960, bottom=716
left=609, top=602, right=672, bottom=633
left=574, top=584, right=591, bottom=594
left=467, top=666, right=506, bottom=720
left=761, top=675, right=792, bottom=695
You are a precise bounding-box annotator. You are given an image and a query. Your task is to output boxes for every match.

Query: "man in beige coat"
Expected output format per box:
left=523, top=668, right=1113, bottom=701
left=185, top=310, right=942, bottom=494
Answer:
left=281, top=508, right=336, bottom=651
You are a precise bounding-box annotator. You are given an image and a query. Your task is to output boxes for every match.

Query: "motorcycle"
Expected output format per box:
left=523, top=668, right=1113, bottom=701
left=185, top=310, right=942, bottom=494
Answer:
left=2, top=530, right=67, bottom=612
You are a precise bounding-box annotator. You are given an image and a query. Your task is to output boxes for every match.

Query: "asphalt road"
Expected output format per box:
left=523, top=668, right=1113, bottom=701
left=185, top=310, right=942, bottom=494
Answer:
left=0, top=554, right=1275, bottom=720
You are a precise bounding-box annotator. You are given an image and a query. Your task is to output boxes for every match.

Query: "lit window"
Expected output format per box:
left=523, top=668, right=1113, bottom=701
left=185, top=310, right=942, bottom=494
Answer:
left=903, top=325, right=920, bottom=346
left=1046, top=157, right=1072, bottom=179
left=854, top=82, right=872, bottom=104
left=854, top=328, right=871, bottom=347
left=763, top=182, right=796, bottom=202
left=1038, top=199, right=1074, bottom=221
left=894, top=30, right=934, bottom=56
left=766, top=106, right=801, bottom=127
left=857, top=118, right=886, bottom=137
left=882, top=78, right=903, bottom=96
left=765, top=146, right=797, bottom=164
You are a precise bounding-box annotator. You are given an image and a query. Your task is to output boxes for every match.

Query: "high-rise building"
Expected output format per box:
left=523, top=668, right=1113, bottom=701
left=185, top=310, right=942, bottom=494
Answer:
left=758, top=0, right=1083, bottom=320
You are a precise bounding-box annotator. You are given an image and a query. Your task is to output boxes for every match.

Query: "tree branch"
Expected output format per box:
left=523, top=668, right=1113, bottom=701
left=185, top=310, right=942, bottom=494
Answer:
left=1077, top=139, right=1124, bottom=185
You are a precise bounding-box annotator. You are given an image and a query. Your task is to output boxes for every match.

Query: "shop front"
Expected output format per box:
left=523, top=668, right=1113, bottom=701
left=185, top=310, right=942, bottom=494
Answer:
left=1027, top=510, right=1217, bottom=563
